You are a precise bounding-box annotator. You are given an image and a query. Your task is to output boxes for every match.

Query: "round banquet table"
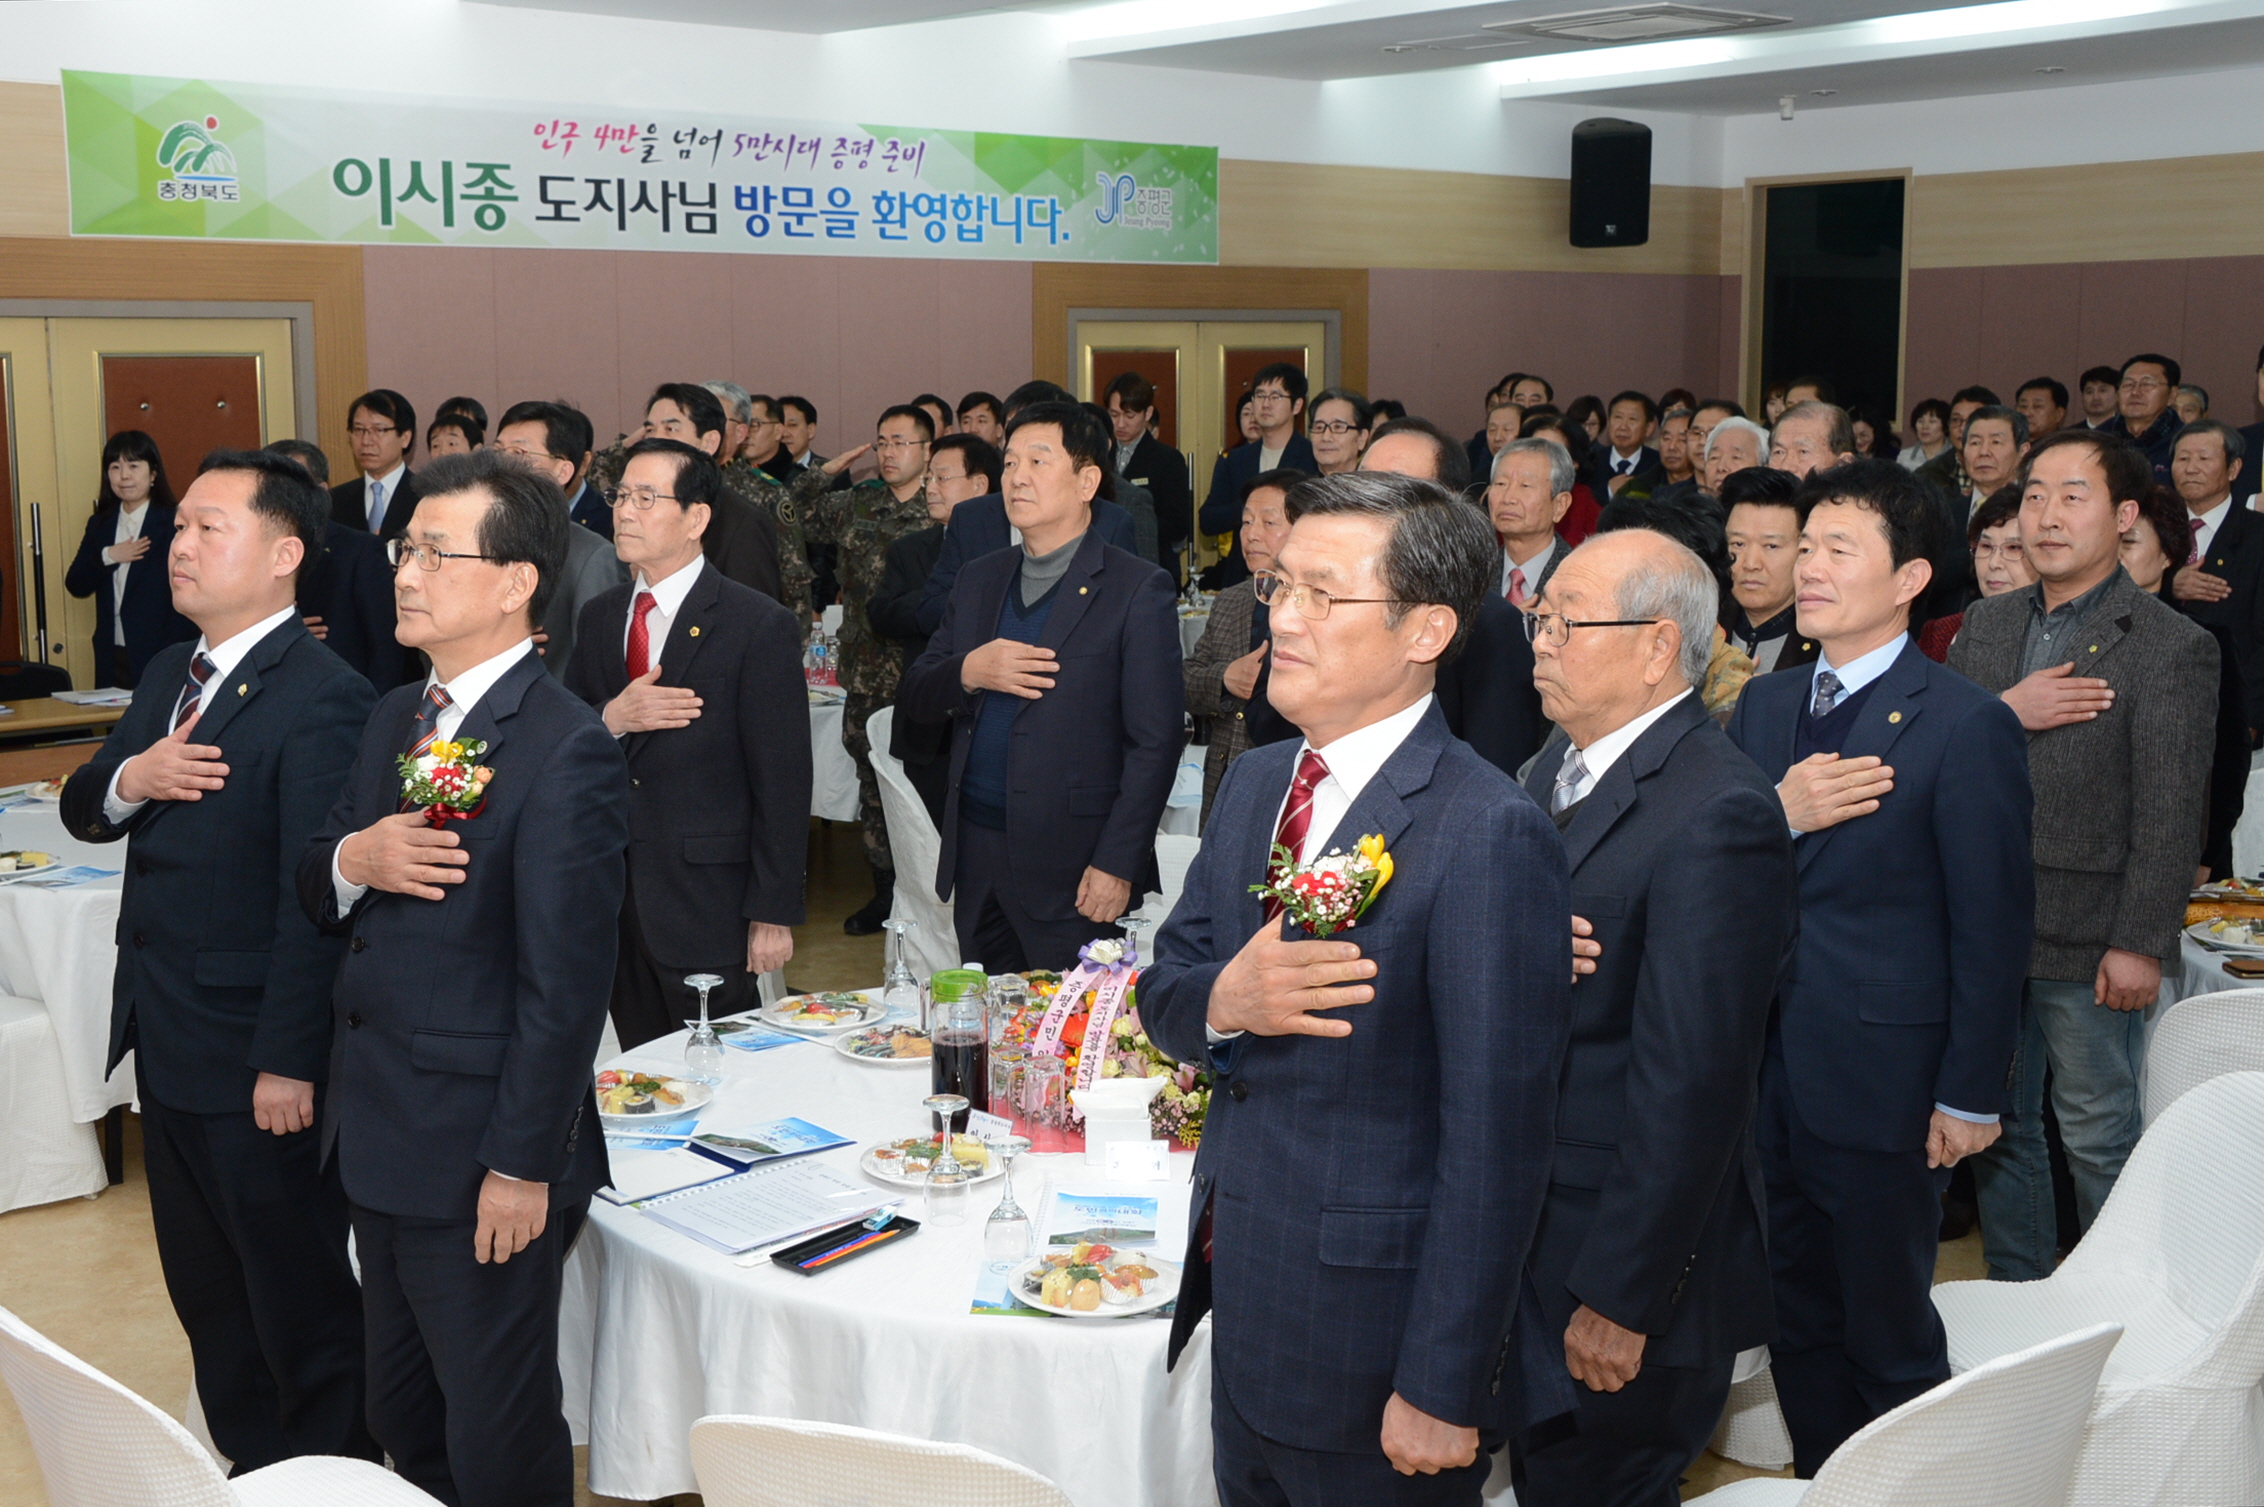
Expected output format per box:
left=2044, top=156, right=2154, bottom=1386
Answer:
left=0, top=799, right=133, bottom=1123
left=806, top=693, right=862, bottom=823
left=558, top=1016, right=1215, bottom=1506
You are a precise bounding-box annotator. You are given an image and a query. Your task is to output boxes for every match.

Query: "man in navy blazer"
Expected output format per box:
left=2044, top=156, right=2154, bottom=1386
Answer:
left=265, top=439, right=410, bottom=693
left=329, top=388, right=422, bottom=541
left=899, top=402, right=1180, bottom=972
left=297, top=452, right=627, bottom=1507
left=1141, top=471, right=1573, bottom=1506
left=1722, top=459, right=2032, bottom=1477
left=909, top=489, right=1138, bottom=637
left=1201, top=366, right=1320, bottom=586
left=1518, top=530, right=1795, bottom=1507
left=63, top=451, right=378, bottom=1474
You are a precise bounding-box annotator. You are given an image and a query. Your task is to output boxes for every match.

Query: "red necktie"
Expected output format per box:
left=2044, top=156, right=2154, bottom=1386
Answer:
left=2190, top=516, right=2205, bottom=567
left=1265, top=749, right=1331, bottom=922
left=170, top=652, right=216, bottom=733
left=1507, top=565, right=1528, bottom=604
left=626, top=590, right=657, bottom=679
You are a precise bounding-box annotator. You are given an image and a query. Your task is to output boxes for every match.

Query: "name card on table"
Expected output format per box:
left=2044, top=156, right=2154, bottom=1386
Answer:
left=967, top=1109, right=1015, bottom=1145
left=1103, top=1139, right=1171, bottom=1182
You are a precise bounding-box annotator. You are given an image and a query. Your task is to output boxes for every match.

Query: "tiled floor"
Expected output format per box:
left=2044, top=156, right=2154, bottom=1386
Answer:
left=0, top=817, right=1990, bottom=1506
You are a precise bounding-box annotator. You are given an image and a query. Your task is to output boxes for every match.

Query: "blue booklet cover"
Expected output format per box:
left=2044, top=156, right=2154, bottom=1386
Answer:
left=690, top=1116, right=852, bottom=1166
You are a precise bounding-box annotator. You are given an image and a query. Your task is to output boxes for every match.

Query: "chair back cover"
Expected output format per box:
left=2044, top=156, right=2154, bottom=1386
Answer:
left=2144, top=989, right=2264, bottom=1125
left=690, top=1415, right=1074, bottom=1507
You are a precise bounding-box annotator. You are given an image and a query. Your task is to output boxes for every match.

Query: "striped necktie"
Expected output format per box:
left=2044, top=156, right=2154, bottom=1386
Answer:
left=170, top=652, right=217, bottom=734
left=1264, top=749, right=1330, bottom=922
left=404, top=683, right=453, bottom=761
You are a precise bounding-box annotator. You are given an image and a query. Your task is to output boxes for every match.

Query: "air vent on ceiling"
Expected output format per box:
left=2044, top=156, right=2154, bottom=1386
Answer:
left=1383, top=32, right=1534, bottom=53
left=1484, top=4, right=1788, bottom=44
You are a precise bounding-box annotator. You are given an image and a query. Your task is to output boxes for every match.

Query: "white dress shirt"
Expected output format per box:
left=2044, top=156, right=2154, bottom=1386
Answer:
left=1609, top=445, right=1643, bottom=476
left=1500, top=538, right=1557, bottom=602
left=101, top=604, right=300, bottom=824
left=105, top=502, right=151, bottom=645
left=330, top=636, right=537, bottom=913
left=1553, top=689, right=1694, bottom=809
left=622, top=553, right=705, bottom=670
left=362, top=462, right=407, bottom=534
left=2191, top=496, right=2233, bottom=560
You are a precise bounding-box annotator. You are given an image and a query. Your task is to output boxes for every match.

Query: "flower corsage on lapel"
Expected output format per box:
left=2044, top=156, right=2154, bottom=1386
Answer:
left=1250, top=832, right=1393, bottom=938
left=398, top=738, right=492, bottom=828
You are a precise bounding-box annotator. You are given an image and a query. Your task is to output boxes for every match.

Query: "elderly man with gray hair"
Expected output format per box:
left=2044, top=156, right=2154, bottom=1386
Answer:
left=1516, top=527, right=1797, bottom=1507
left=1702, top=417, right=1771, bottom=495
left=1488, top=437, right=1577, bottom=605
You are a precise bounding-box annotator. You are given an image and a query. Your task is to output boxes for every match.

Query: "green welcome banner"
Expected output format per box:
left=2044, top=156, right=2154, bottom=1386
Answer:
left=61, top=70, right=1219, bottom=264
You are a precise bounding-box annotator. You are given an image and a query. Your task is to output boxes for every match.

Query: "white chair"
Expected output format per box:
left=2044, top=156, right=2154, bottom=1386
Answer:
left=1932, top=1070, right=2264, bottom=1507
left=865, top=706, right=959, bottom=979
left=2144, top=988, right=2264, bottom=1124
left=689, top=1414, right=1073, bottom=1507
left=0, top=994, right=106, bottom=1212
left=0, top=1305, right=435, bottom=1506
left=1710, top=1351, right=1795, bottom=1469
left=1686, top=1321, right=2123, bottom=1506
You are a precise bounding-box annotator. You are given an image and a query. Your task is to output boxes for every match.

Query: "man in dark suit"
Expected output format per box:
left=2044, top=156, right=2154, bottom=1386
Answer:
left=1723, top=467, right=1821, bottom=676
left=492, top=402, right=631, bottom=679
left=1590, top=391, right=1665, bottom=499
left=1952, top=430, right=2217, bottom=1283
left=1140, top=470, right=1573, bottom=1505
left=2163, top=419, right=2264, bottom=730
left=638, top=382, right=787, bottom=606
left=266, top=439, right=409, bottom=694
left=298, top=452, right=627, bottom=1507
left=1201, top=363, right=1319, bottom=585
left=872, top=434, right=1000, bottom=826
left=909, top=489, right=1138, bottom=638
left=330, top=388, right=422, bottom=540
left=1724, top=459, right=2032, bottom=1476
left=63, top=450, right=379, bottom=1473
left=565, top=438, right=809, bottom=1049
left=1520, top=529, right=1795, bottom=1506
left=1105, top=370, right=1194, bottom=565
left=899, top=402, right=1180, bottom=971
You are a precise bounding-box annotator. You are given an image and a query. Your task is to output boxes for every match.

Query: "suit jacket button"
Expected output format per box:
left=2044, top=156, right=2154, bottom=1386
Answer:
left=1229, top=1080, right=1248, bottom=1102
left=351, top=936, right=367, bottom=952
left=132, top=933, right=146, bottom=949
left=630, top=777, right=640, bottom=788
left=346, top=1012, right=363, bottom=1029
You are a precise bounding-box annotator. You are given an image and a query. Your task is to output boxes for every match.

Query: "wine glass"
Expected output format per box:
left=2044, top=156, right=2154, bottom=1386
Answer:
left=881, top=919, right=925, bottom=1025
left=683, top=972, right=726, bottom=1080
left=922, top=1093, right=972, bottom=1226
left=983, top=1134, right=1034, bottom=1260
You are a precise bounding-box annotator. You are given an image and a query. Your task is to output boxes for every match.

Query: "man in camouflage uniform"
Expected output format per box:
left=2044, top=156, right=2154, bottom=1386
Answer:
left=803, top=403, right=940, bottom=934
left=587, top=382, right=823, bottom=619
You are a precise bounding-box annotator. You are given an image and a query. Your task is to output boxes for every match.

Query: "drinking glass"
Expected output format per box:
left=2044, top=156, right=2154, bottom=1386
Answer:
left=989, top=1044, right=1027, bottom=1125
left=1020, top=1053, right=1069, bottom=1154
left=985, top=974, right=1029, bottom=1047
left=682, top=972, right=725, bottom=1080
left=922, top=1093, right=972, bottom=1226
left=880, top=919, right=925, bottom=1025
left=983, top=1135, right=1034, bottom=1260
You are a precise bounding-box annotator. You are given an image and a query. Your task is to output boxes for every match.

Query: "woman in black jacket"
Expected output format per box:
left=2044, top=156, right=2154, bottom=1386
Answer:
left=63, top=429, right=194, bottom=688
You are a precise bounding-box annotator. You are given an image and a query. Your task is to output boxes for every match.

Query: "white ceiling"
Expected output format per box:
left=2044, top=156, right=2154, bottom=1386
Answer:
left=465, top=0, right=2264, bottom=114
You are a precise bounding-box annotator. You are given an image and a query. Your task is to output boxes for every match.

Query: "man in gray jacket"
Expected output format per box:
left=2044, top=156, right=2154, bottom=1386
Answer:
left=1951, top=427, right=2218, bottom=1280
left=493, top=401, right=629, bottom=679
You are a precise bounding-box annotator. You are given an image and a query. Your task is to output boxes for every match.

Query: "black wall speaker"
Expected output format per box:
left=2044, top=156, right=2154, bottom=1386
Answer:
left=1569, top=118, right=1652, bottom=248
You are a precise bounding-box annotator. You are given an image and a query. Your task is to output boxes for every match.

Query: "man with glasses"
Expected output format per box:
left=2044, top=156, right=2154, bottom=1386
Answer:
left=797, top=404, right=944, bottom=935
left=331, top=388, right=421, bottom=540
left=1723, top=459, right=2032, bottom=1477
left=2104, top=352, right=2187, bottom=482
left=1200, top=363, right=1317, bottom=587
left=900, top=401, right=1180, bottom=971
left=1138, top=469, right=1573, bottom=1507
left=302, top=450, right=628, bottom=1507
left=1307, top=386, right=1374, bottom=478
left=564, top=437, right=809, bottom=1049
left=492, top=401, right=631, bottom=680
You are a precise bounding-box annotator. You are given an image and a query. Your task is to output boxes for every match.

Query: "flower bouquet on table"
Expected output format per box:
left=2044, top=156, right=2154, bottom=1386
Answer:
left=397, top=738, right=492, bottom=828
left=1249, top=833, right=1392, bottom=939
left=1001, top=938, right=1214, bottom=1149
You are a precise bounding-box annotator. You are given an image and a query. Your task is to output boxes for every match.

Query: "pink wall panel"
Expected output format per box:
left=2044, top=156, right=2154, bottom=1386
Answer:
left=1367, top=268, right=1737, bottom=440
left=1905, top=256, right=2264, bottom=432
left=359, top=246, right=1033, bottom=464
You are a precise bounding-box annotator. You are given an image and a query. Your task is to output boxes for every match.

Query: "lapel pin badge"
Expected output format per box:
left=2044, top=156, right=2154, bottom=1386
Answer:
left=1887, top=711, right=1901, bottom=723
left=689, top=626, right=701, bottom=637
left=1079, top=586, right=1089, bottom=595
left=237, top=684, right=247, bottom=696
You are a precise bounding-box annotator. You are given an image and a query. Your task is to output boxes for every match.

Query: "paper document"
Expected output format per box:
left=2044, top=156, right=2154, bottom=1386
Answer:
left=640, top=1159, right=887, bottom=1255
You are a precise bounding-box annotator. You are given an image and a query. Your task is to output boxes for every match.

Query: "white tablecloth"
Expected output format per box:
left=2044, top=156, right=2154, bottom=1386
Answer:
left=560, top=1021, right=1213, bottom=1506
left=0, top=803, right=132, bottom=1124
left=807, top=695, right=862, bottom=823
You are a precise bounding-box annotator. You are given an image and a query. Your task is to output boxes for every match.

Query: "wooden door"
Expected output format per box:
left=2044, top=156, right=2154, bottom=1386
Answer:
left=102, top=355, right=265, bottom=484
left=0, top=354, right=22, bottom=661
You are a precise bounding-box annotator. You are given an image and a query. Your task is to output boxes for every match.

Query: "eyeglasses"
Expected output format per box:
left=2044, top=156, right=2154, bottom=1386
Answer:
left=387, top=538, right=497, bottom=572
left=1972, top=539, right=2025, bottom=562
left=349, top=424, right=399, bottom=440
left=874, top=438, right=929, bottom=454
left=1520, top=611, right=1664, bottom=647
left=1250, top=389, right=1293, bottom=404
left=604, top=486, right=680, bottom=510
left=1309, top=420, right=1364, bottom=437
left=2120, top=375, right=2168, bottom=392
left=491, top=441, right=559, bottom=463
left=1252, top=571, right=1402, bottom=621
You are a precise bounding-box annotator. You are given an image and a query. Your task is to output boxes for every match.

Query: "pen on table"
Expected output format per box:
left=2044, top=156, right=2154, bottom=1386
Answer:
left=799, top=1225, right=900, bottom=1270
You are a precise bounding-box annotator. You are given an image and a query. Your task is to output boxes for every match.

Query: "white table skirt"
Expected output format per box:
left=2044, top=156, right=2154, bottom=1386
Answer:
left=560, top=1022, right=1215, bottom=1506
left=807, top=696, right=862, bottom=823
left=0, top=802, right=132, bottom=1124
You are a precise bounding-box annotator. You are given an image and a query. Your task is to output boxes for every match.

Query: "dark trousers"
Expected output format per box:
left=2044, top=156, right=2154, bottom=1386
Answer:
left=1212, top=1372, right=1490, bottom=1507
left=952, top=817, right=1119, bottom=973
left=609, top=874, right=761, bottom=1051
left=351, top=1198, right=588, bottom=1507
left=107, top=644, right=135, bottom=690
left=1516, top=1356, right=1732, bottom=1507
left=1758, top=1052, right=1950, bottom=1478
left=137, top=1082, right=374, bottom=1474
left=905, top=750, right=948, bottom=832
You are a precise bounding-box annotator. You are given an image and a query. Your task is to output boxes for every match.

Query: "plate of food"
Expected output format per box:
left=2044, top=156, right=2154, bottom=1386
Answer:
left=1011, top=1245, right=1179, bottom=1318
left=859, top=1133, right=1004, bottom=1189
left=0, top=850, right=59, bottom=876
left=2189, top=918, right=2264, bottom=955
left=594, top=1069, right=714, bottom=1126
left=834, top=1024, right=932, bottom=1066
left=21, top=779, right=64, bottom=802
left=761, top=991, right=886, bottom=1033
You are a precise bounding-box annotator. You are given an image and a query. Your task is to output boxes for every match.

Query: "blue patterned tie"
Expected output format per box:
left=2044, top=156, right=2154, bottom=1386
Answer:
left=1811, top=670, right=1845, bottom=720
